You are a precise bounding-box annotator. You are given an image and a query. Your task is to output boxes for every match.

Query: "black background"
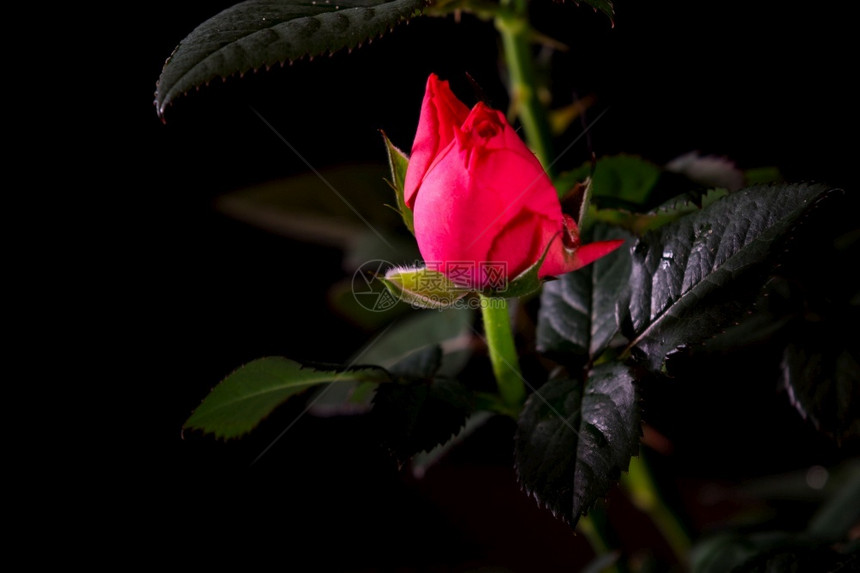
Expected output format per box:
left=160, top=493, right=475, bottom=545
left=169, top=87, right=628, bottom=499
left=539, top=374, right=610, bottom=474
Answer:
left=83, top=0, right=857, bottom=569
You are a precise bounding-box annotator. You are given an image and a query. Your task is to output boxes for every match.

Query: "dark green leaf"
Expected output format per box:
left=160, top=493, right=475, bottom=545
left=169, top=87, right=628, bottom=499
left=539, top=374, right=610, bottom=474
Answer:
left=692, top=532, right=859, bottom=573
left=372, top=346, right=473, bottom=461
left=692, top=532, right=810, bottom=573
left=654, top=186, right=729, bottom=213
left=327, top=278, right=411, bottom=330
left=359, top=307, right=475, bottom=367
left=588, top=206, right=699, bottom=236
left=555, top=154, right=661, bottom=204
left=591, top=187, right=729, bottom=237
left=310, top=308, right=474, bottom=415
left=342, top=228, right=422, bottom=272
left=536, top=225, right=634, bottom=361
left=693, top=463, right=860, bottom=572
left=387, top=343, right=442, bottom=378
left=774, top=198, right=859, bottom=439
left=410, top=411, right=493, bottom=478
left=682, top=190, right=859, bottom=438
left=744, top=166, right=783, bottom=185
left=214, top=164, right=395, bottom=248
left=736, top=544, right=859, bottom=573
left=155, top=0, right=428, bottom=116
left=591, top=188, right=732, bottom=237
left=620, top=183, right=841, bottom=373
left=572, top=0, right=615, bottom=24
left=783, top=344, right=860, bottom=442
left=807, top=462, right=860, bottom=541
left=514, top=363, right=641, bottom=525
left=768, top=204, right=860, bottom=439
left=184, top=357, right=389, bottom=439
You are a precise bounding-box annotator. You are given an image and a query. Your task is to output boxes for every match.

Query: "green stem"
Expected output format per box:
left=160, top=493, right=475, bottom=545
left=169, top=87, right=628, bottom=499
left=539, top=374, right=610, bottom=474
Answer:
left=577, top=515, right=610, bottom=554
left=621, top=454, right=692, bottom=565
left=479, top=295, right=525, bottom=407
left=578, top=510, right=625, bottom=573
left=494, top=3, right=626, bottom=566
left=495, top=0, right=554, bottom=172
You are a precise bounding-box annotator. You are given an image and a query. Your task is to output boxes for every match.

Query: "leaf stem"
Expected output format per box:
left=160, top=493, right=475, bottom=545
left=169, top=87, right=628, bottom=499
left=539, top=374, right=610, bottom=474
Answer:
left=621, top=454, right=692, bottom=566
left=479, top=295, right=525, bottom=407
left=495, top=0, right=554, bottom=172
left=578, top=510, right=624, bottom=573
left=577, top=514, right=610, bottom=553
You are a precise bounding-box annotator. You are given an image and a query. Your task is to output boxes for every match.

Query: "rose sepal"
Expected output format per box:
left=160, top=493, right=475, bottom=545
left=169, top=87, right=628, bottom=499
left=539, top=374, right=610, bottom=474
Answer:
left=381, top=131, right=414, bottom=235
left=381, top=266, right=469, bottom=309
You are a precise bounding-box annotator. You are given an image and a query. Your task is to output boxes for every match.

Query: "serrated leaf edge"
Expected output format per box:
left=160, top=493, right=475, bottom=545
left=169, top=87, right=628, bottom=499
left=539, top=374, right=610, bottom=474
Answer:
left=155, top=0, right=430, bottom=118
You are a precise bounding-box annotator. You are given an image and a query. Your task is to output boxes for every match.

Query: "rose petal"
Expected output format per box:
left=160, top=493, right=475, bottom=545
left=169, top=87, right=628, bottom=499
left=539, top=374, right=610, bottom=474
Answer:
left=403, top=74, right=470, bottom=209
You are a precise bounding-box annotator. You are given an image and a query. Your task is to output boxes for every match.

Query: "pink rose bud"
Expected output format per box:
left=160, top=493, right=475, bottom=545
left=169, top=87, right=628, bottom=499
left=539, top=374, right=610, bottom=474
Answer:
left=404, top=74, right=624, bottom=290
